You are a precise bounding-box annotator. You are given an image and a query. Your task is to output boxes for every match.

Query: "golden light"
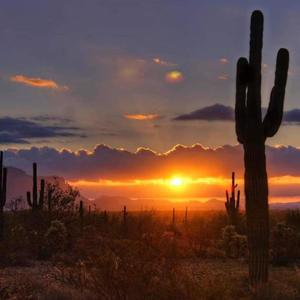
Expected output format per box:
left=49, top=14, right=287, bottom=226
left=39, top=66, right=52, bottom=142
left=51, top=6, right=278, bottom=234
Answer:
left=165, top=71, right=184, bottom=83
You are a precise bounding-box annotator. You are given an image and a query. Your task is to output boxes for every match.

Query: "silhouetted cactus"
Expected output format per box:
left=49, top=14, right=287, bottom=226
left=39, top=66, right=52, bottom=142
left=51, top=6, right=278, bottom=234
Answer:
left=225, top=172, right=240, bottom=225
left=123, top=206, right=128, bottom=225
left=0, top=152, right=7, bottom=240
left=27, top=163, right=45, bottom=211
left=79, top=200, right=84, bottom=233
left=172, top=208, right=176, bottom=226
left=184, top=206, right=188, bottom=226
left=235, top=10, right=289, bottom=285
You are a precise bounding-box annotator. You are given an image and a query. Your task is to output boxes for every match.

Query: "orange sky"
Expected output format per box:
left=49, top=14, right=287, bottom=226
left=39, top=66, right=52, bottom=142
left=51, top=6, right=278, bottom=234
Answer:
left=69, top=175, right=300, bottom=203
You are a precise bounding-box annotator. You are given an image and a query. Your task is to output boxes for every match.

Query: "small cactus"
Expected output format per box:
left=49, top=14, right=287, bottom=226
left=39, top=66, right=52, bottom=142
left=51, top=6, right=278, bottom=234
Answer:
left=172, top=208, right=176, bottom=226
left=79, top=200, right=84, bottom=224
left=123, top=206, right=127, bottom=225
left=184, top=206, right=188, bottom=226
left=27, top=163, right=45, bottom=211
left=225, top=172, right=240, bottom=225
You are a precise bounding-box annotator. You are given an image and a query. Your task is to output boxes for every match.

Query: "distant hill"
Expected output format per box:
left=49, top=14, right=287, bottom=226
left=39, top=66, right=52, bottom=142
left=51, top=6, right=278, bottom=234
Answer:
left=90, top=195, right=300, bottom=211
left=91, top=196, right=226, bottom=211
left=5, top=167, right=72, bottom=209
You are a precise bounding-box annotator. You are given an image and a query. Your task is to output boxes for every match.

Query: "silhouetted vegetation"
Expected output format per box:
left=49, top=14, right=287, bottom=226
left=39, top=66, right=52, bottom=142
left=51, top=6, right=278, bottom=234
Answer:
left=0, top=186, right=300, bottom=299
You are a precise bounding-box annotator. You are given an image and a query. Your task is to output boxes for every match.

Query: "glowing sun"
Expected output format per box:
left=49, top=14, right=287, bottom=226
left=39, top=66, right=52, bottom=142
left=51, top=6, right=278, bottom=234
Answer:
left=169, top=177, right=184, bottom=187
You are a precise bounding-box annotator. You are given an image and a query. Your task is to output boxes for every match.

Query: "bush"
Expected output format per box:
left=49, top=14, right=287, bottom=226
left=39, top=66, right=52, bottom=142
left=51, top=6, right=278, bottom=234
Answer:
left=270, top=222, right=300, bottom=265
left=44, top=220, right=67, bottom=257
left=222, top=225, right=247, bottom=258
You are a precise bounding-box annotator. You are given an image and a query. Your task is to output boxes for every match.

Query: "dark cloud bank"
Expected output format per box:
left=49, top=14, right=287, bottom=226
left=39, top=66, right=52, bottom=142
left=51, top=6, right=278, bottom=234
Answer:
left=174, top=104, right=300, bottom=124
left=0, top=116, right=85, bottom=144
left=3, top=144, right=300, bottom=180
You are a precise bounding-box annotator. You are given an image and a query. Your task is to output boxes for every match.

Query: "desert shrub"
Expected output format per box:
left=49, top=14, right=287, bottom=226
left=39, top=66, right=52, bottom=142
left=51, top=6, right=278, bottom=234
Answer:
left=222, top=225, right=247, bottom=258
left=270, top=222, right=300, bottom=265
left=44, top=220, right=67, bottom=257
left=47, top=181, right=80, bottom=217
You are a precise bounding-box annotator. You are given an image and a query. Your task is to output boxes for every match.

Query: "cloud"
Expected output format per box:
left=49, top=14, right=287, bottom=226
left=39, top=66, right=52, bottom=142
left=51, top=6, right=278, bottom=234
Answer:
left=174, top=104, right=300, bottom=124
left=174, top=104, right=234, bottom=121
left=152, top=57, right=177, bottom=67
left=3, top=143, right=300, bottom=182
left=283, top=109, right=300, bottom=124
left=217, top=74, right=228, bottom=80
left=0, top=117, right=85, bottom=144
left=124, top=114, right=161, bottom=121
left=219, top=58, right=229, bottom=64
left=10, top=75, right=68, bottom=91
left=165, top=71, right=184, bottom=84
left=29, top=115, right=73, bottom=124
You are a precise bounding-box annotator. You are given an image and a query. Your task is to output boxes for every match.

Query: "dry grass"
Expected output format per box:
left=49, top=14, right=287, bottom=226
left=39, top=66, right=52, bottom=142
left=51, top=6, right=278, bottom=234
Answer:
left=0, top=260, right=299, bottom=299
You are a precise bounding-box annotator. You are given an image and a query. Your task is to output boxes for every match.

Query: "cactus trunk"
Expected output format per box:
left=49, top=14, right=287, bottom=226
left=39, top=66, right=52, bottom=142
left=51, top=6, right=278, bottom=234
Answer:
left=245, top=143, right=269, bottom=284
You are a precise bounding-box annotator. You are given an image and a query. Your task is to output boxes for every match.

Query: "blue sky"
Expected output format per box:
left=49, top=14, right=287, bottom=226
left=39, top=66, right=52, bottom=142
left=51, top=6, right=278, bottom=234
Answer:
left=0, top=0, right=299, bottom=151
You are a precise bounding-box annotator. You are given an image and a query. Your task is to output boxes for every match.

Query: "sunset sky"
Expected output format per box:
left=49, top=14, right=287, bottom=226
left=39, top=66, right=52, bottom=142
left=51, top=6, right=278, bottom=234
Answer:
left=1, top=1, right=300, bottom=201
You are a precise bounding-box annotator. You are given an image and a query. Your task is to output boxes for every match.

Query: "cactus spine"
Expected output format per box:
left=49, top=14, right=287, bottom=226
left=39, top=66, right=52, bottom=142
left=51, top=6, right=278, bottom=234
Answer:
left=0, top=152, right=7, bottom=240
left=225, top=172, right=240, bottom=225
left=27, top=163, right=45, bottom=211
left=235, top=11, right=289, bottom=285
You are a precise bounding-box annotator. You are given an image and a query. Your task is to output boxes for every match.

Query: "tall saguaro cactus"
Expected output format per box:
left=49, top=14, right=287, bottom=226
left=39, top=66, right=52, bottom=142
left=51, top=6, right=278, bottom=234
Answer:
left=225, top=172, right=240, bottom=226
left=0, top=152, right=7, bottom=240
left=27, top=163, right=45, bottom=211
left=235, top=11, right=289, bottom=285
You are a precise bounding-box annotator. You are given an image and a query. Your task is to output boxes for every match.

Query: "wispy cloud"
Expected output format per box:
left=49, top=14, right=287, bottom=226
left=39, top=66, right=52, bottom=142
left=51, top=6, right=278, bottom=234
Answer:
left=124, top=114, right=161, bottom=121
left=10, top=75, right=68, bottom=91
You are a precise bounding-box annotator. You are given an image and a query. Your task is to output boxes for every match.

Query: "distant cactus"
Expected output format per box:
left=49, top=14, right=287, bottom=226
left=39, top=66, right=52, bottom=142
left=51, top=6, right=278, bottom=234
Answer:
left=27, top=163, right=45, bottom=211
left=123, top=205, right=128, bottom=226
left=79, top=200, right=84, bottom=232
left=172, top=208, right=176, bottom=226
left=0, top=152, right=7, bottom=240
left=184, top=206, right=188, bottom=226
left=225, top=172, right=240, bottom=225
left=235, top=10, right=289, bottom=285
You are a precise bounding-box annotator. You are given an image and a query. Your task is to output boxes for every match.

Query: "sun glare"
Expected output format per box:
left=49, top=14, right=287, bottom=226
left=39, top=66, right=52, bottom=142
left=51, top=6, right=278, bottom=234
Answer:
left=169, top=177, right=184, bottom=187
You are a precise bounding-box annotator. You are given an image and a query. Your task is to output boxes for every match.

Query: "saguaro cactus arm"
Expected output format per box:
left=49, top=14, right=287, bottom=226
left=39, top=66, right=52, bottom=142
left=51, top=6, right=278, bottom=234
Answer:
left=263, top=49, right=289, bottom=137
left=27, top=191, right=32, bottom=208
